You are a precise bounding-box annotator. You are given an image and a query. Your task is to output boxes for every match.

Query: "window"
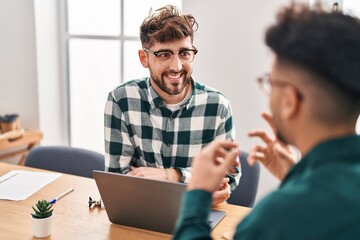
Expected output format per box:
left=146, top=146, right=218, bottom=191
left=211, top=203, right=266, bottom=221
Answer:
left=61, top=0, right=182, bottom=153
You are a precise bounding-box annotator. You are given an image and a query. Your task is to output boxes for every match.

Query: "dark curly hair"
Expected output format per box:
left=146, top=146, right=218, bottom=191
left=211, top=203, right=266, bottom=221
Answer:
left=140, top=5, right=198, bottom=48
left=266, top=3, right=360, bottom=123
left=266, top=3, right=360, bottom=99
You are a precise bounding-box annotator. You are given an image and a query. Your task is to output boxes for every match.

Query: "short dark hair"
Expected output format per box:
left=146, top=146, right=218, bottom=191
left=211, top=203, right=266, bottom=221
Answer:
left=140, top=5, right=198, bottom=48
left=266, top=3, right=360, bottom=123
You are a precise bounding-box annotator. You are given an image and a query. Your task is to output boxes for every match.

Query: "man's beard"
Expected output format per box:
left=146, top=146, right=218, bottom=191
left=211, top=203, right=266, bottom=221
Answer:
left=273, top=113, right=290, bottom=145
left=276, top=130, right=288, bottom=145
left=151, top=70, right=191, bottom=95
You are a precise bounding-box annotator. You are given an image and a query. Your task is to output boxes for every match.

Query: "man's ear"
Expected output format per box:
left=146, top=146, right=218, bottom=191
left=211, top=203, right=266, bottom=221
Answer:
left=281, top=86, right=301, bottom=120
left=138, top=50, right=149, bottom=68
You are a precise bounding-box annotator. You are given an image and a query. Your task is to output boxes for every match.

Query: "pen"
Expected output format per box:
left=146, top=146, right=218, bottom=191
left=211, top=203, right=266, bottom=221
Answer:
left=0, top=172, right=18, bottom=184
left=49, top=188, right=74, bottom=204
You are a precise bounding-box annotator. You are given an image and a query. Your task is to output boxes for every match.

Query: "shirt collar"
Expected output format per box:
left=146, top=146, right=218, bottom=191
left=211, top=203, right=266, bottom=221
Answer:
left=146, top=78, right=163, bottom=109
left=282, top=134, right=360, bottom=184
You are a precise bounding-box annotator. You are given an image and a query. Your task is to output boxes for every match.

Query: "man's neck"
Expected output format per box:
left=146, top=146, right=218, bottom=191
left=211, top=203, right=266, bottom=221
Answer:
left=296, top=123, right=357, bottom=156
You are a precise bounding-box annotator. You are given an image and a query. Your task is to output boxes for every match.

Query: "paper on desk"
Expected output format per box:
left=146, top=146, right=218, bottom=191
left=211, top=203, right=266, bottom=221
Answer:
left=0, top=170, right=61, bottom=201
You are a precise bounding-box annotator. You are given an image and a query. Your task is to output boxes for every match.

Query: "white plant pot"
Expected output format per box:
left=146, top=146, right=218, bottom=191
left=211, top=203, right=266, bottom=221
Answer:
left=31, top=215, right=53, bottom=238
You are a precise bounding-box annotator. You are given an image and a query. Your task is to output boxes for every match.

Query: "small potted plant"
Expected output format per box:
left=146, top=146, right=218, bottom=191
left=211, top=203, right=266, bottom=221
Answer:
left=31, top=199, right=53, bottom=238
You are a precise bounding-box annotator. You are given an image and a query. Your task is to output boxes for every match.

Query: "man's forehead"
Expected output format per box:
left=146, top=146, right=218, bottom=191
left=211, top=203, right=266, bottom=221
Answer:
left=151, top=37, right=193, bottom=50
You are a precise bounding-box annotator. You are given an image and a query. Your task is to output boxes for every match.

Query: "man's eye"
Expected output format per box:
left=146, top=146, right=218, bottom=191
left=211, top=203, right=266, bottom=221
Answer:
left=180, top=51, right=191, bottom=58
left=157, top=52, right=172, bottom=58
left=180, top=51, right=190, bottom=56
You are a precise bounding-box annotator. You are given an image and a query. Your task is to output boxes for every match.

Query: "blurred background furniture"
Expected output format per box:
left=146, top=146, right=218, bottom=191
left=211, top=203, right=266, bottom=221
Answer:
left=0, top=129, right=43, bottom=165
left=227, top=151, right=260, bottom=207
left=24, top=146, right=105, bottom=178
left=0, top=114, right=20, bottom=133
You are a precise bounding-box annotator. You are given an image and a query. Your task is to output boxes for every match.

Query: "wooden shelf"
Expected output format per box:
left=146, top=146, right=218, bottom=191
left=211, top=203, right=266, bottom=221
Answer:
left=0, top=129, right=43, bottom=165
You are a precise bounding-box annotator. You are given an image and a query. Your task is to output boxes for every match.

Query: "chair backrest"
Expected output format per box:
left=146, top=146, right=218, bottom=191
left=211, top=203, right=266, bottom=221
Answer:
left=24, top=146, right=105, bottom=178
left=227, top=151, right=260, bottom=207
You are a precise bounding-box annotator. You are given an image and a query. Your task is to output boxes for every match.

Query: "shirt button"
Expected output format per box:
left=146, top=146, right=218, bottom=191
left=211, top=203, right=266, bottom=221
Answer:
left=166, top=143, right=171, bottom=147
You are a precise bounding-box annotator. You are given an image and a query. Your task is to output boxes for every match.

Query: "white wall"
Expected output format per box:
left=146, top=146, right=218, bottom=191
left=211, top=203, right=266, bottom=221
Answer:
left=0, top=0, right=39, bottom=129
left=183, top=0, right=307, bottom=201
left=0, top=0, right=67, bottom=146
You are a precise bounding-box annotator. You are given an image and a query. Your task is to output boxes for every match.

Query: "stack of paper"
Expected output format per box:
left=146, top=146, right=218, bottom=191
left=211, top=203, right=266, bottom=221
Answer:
left=0, top=170, right=61, bottom=201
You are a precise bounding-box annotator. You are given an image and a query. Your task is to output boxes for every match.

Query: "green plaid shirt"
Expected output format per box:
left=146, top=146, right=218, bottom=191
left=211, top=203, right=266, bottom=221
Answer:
left=104, top=78, right=240, bottom=189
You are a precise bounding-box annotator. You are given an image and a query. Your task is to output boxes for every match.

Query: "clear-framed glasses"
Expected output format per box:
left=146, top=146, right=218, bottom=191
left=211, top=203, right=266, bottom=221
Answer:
left=257, top=73, right=273, bottom=96
left=257, top=72, right=303, bottom=100
left=143, top=47, right=198, bottom=64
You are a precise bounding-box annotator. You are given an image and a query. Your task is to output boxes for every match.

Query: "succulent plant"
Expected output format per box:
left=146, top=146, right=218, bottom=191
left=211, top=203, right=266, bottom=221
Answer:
left=31, top=200, right=53, bottom=219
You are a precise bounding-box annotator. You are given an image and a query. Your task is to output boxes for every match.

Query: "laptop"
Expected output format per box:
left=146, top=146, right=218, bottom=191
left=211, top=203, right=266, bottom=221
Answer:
left=93, top=170, right=226, bottom=234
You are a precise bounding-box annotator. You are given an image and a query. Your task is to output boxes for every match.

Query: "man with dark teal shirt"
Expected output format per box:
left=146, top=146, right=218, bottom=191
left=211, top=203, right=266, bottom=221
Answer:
left=173, top=2, right=360, bottom=239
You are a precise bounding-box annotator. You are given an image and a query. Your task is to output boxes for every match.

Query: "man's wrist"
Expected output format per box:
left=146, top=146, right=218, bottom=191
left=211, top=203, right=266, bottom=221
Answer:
left=164, top=168, right=169, bottom=181
left=167, top=168, right=183, bottom=182
left=175, top=168, right=185, bottom=182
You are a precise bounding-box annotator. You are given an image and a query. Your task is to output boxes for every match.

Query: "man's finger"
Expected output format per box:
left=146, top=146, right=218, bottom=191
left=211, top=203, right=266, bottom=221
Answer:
left=254, top=145, right=266, bottom=153
left=219, top=177, right=229, bottom=185
left=216, top=146, right=239, bottom=162
left=202, top=140, right=237, bottom=159
left=220, top=149, right=240, bottom=173
left=212, top=184, right=231, bottom=205
left=215, top=148, right=229, bottom=158
left=248, top=152, right=265, bottom=166
left=248, top=130, right=273, bottom=144
left=131, top=166, right=141, bottom=175
left=213, top=185, right=230, bottom=198
left=261, top=112, right=276, bottom=133
left=216, top=140, right=238, bottom=150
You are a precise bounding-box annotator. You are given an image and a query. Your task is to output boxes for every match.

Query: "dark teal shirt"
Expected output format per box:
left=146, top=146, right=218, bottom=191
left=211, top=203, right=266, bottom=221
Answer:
left=173, top=134, right=360, bottom=239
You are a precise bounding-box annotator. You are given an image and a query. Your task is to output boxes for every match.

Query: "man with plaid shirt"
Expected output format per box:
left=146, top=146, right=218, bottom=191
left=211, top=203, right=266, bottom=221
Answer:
left=104, top=5, right=240, bottom=205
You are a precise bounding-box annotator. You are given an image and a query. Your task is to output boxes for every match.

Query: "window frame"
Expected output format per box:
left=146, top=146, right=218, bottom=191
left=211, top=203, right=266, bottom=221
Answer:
left=59, top=0, right=140, bottom=146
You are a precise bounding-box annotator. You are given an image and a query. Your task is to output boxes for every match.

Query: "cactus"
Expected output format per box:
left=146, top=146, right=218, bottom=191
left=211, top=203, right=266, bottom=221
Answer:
left=31, top=200, right=53, bottom=219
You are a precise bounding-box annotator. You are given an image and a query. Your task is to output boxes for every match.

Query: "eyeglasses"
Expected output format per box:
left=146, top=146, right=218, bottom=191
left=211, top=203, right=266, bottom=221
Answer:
left=143, top=47, right=198, bottom=64
left=257, top=72, right=303, bottom=100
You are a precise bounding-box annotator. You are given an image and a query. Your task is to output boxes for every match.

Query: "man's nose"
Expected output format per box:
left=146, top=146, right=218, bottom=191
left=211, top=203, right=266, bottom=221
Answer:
left=169, top=53, right=182, bottom=72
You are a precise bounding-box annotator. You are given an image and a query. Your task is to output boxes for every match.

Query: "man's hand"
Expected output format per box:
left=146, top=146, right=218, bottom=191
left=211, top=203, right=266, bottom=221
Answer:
left=187, top=140, right=239, bottom=193
left=127, top=166, right=181, bottom=182
left=248, top=112, right=296, bottom=180
left=212, top=178, right=231, bottom=206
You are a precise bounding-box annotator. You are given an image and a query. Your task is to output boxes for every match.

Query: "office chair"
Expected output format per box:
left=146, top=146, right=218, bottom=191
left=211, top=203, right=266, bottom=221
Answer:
left=24, top=146, right=105, bottom=178
left=227, top=151, right=260, bottom=207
